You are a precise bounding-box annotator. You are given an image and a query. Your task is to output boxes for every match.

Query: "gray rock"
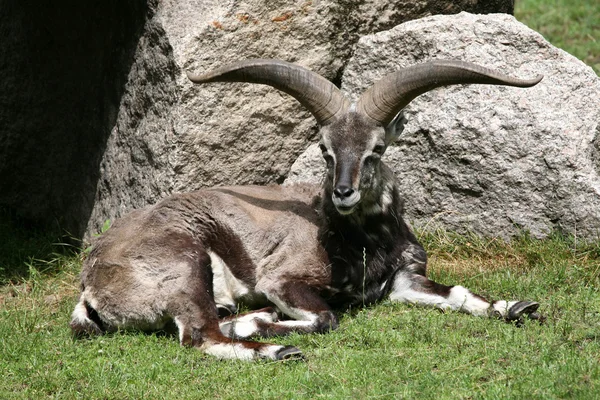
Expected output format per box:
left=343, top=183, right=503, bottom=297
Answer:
left=287, top=12, right=600, bottom=240
left=0, top=0, right=515, bottom=239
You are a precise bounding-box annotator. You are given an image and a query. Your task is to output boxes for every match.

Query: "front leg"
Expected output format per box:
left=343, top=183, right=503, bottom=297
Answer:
left=221, top=279, right=339, bottom=340
left=390, top=244, right=543, bottom=323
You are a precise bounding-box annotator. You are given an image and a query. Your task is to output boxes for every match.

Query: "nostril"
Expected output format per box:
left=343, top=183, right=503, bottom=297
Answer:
left=334, top=186, right=354, bottom=198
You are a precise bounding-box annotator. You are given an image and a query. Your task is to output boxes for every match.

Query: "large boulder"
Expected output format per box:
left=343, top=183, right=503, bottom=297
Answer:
left=287, top=12, right=600, bottom=240
left=0, top=0, right=514, bottom=239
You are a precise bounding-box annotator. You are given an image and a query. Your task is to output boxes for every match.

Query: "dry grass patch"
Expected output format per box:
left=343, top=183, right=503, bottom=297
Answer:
left=428, top=252, right=529, bottom=277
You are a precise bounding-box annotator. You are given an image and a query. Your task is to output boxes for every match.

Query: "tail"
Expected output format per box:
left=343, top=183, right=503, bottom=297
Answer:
left=70, top=295, right=105, bottom=337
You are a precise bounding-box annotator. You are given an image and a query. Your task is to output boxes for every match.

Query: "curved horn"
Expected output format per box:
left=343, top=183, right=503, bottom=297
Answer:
left=356, top=60, right=543, bottom=126
left=187, top=59, right=350, bottom=126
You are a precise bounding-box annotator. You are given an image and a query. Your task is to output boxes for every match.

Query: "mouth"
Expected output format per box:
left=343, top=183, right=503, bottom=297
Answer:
left=332, top=193, right=361, bottom=215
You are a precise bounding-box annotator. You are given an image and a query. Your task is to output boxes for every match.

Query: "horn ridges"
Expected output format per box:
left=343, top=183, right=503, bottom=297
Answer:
left=356, top=60, right=543, bottom=126
left=187, top=59, right=350, bottom=126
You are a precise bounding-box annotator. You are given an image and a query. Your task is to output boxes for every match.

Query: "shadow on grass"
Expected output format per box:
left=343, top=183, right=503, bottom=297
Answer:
left=0, top=207, right=78, bottom=284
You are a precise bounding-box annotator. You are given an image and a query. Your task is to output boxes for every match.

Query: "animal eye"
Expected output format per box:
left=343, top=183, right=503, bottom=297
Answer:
left=319, top=144, right=332, bottom=159
left=319, top=145, right=334, bottom=165
left=372, top=145, right=385, bottom=155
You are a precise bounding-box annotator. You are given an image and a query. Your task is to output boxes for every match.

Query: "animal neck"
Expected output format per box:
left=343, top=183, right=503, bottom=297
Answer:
left=318, top=163, right=407, bottom=307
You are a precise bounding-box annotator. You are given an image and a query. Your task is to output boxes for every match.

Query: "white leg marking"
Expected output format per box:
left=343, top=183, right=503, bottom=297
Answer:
left=263, top=293, right=321, bottom=330
left=202, top=343, right=256, bottom=360
left=174, top=317, right=186, bottom=344
left=70, top=295, right=104, bottom=333
left=389, top=274, right=441, bottom=305
left=71, top=298, right=91, bottom=325
left=219, top=319, right=259, bottom=339
left=390, top=284, right=454, bottom=309
left=447, top=286, right=490, bottom=317
left=219, top=310, right=278, bottom=338
left=389, top=274, right=491, bottom=316
left=274, top=320, right=316, bottom=328
left=266, top=293, right=319, bottom=323
left=201, top=342, right=286, bottom=361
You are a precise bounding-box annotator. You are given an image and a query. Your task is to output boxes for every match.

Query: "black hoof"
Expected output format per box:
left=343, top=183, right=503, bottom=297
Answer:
left=276, top=346, right=304, bottom=361
left=507, top=301, right=542, bottom=325
left=527, top=311, right=547, bottom=324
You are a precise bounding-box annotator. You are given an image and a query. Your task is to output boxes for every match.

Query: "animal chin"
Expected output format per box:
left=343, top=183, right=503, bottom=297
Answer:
left=335, top=205, right=356, bottom=215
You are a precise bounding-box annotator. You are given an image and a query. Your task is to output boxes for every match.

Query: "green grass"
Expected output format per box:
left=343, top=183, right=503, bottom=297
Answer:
left=1, top=230, right=599, bottom=399
left=515, top=0, right=600, bottom=74
left=0, top=209, right=71, bottom=285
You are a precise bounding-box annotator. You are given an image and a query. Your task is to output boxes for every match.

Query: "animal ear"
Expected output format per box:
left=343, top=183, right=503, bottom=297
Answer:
left=384, top=111, right=408, bottom=144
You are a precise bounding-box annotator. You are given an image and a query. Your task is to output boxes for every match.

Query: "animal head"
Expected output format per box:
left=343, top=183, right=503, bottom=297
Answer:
left=187, top=59, right=542, bottom=215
